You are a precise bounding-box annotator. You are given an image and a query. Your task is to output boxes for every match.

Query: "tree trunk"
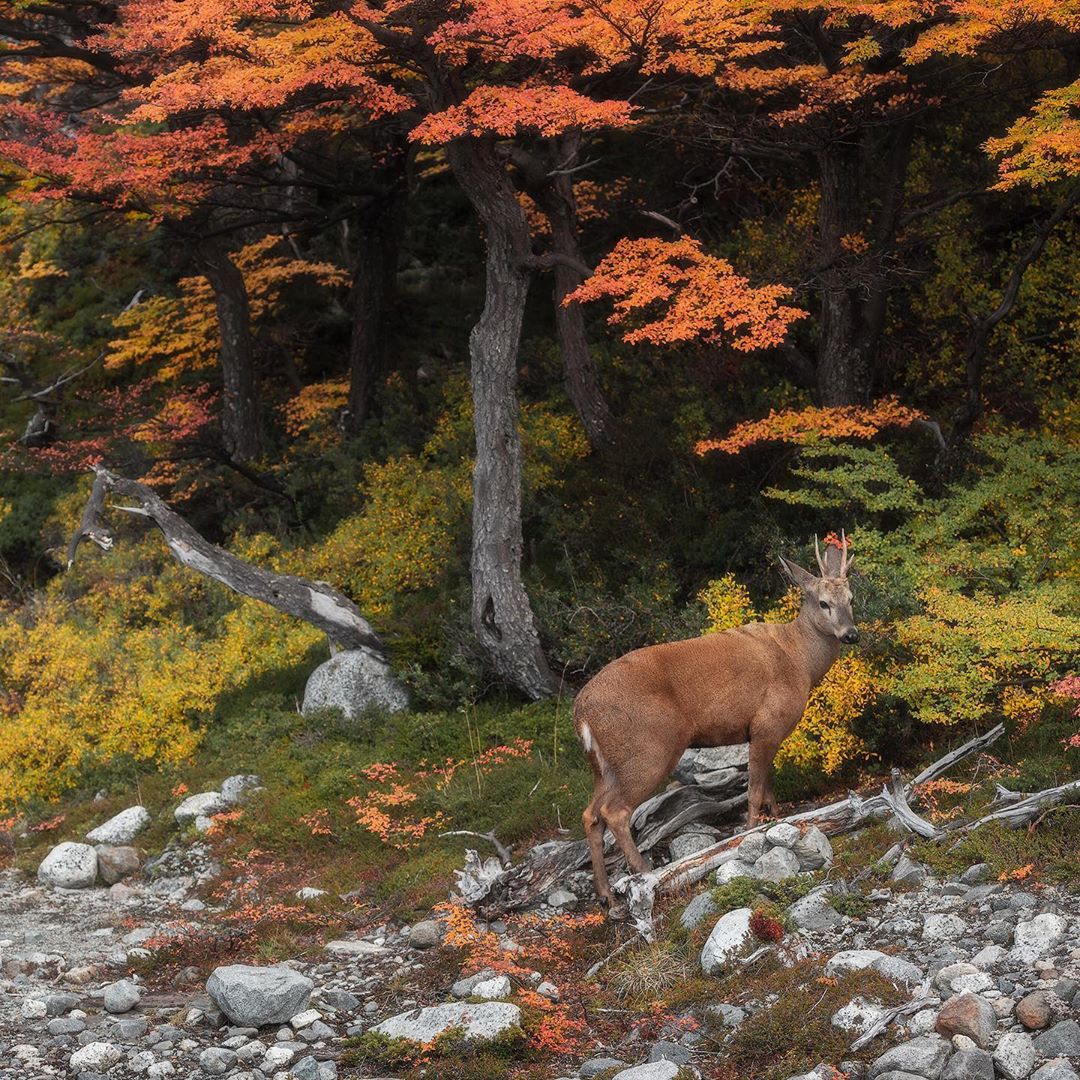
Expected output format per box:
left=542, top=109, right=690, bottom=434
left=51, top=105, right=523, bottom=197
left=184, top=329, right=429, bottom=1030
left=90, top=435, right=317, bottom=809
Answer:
left=344, top=191, right=403, bottom=436
left=198, top=241, right=262, bottom=462
left=540, top=173, right=615, bottom=451
left=815, top=141, right=869, bottom=405
left=446, top=137, right=559, bottom=700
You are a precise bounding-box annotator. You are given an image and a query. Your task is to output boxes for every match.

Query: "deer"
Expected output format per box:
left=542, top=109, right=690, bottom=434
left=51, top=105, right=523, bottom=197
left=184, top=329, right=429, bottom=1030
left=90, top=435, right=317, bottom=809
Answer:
left=574, top=534, right=857, bottom=915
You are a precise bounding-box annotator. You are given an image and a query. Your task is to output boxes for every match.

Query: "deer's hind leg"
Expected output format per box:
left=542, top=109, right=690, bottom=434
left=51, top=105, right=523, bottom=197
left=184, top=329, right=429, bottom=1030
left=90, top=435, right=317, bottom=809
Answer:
left=582, top=781, right=612, bottom=907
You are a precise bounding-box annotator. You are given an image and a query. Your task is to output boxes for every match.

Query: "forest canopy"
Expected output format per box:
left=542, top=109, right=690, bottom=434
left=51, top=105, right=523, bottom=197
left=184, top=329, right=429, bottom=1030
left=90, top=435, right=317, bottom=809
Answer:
left=1, top=0, right=1079, bottom=807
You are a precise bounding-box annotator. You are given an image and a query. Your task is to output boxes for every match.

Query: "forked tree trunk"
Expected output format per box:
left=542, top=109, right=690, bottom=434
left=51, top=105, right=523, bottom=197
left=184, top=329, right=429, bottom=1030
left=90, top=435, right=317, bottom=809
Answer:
left=446, top=137, right=559, bottom=700
left=344, top=191, right=404, bottom=436
left=198, top=241, right=262, bottom=462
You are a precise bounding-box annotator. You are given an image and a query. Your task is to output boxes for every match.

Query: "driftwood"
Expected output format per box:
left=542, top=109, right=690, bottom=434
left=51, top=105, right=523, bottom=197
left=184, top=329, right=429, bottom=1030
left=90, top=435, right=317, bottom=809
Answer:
left=848, top=988, right=937, bottom=1052
left=468, top=778, right=748, bottom=917
left=68, top=466, right=385, bottom=654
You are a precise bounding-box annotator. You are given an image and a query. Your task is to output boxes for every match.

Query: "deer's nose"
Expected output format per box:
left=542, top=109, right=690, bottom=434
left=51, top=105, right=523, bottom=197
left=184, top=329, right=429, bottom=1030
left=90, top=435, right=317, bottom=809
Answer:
left=841, top=628, right=860, bottom=645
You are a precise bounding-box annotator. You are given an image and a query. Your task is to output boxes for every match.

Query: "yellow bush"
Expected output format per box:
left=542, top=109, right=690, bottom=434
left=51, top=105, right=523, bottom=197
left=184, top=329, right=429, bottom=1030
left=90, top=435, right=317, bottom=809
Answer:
left=698, top=574, right=756, bottom=634
left=775, top=655, right=876, bottom=775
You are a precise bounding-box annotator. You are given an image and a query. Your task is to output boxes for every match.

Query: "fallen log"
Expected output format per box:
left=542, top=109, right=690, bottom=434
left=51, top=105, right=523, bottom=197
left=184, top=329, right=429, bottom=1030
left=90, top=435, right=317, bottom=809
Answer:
left=67, top=466, right=385, bottom=654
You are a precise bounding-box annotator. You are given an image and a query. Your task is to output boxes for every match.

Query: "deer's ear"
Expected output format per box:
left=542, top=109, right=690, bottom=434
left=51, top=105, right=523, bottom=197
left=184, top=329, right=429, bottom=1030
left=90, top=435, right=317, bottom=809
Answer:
left=779, top=555, right=817, bottom=590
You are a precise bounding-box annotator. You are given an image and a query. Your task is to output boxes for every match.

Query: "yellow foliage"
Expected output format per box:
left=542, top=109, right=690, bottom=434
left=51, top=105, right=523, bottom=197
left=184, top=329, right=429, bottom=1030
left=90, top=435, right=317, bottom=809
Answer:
left=107, top=236, right=347, bottom=379
left=280, top=378, right=350, bottom=445
left=775, top=655, right=876, bottom=775
left=698, top=574, right=756, bottom=634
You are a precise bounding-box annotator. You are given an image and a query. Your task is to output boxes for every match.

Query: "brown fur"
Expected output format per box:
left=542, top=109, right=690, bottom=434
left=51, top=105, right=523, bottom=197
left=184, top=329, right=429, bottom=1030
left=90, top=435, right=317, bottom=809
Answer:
left=574, top=548, right=857, bottom=911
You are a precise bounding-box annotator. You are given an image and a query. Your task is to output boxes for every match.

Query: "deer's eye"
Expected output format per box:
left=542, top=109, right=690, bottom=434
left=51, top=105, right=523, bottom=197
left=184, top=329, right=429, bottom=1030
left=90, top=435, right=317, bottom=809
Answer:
left=819, top=600, right=830, bottom=610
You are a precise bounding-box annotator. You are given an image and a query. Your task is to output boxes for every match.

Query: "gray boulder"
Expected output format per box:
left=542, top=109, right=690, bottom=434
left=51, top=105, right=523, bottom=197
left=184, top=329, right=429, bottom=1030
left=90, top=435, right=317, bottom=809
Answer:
left=1033, top=1020, right=1080, bottom=1058
left=753, top=846, right=801, bottom=882
left=372, top=1001, right=521, bottom=1043
left=868, top=1036, right=950, bottom=1080
left=792, top=826, right=833, bottom=870
left=37, top=842, right=98, bottom=889
left=408, top=919, right=445, bottom=949
left=175, top=791, right=231, bottom=826
left=700, top=908, right=753, bottom=974
left=206, top=964, right=314, bottom=1027
left=789, top=890, right=843, bottom=932
left=892, top=856, right=927, bottom=886
left=103, top=978, right=142, bottom=1014
left=95, top=845, right=141, bottom=885
left=199, top=1048, right=237, bottom=1076
left=1010, top=913, right=1067, bottom=963
left=611, top=1063, right=683, bottom=1080
left=942, top=1048, right=994, bottom=1080
left=994, top=1032, right=1036, bottom=1080
left=220, top=775, right=262, bottom=804
left=680, top=891, right=718, bottom=931
left=86, top=805, right=151, bottom=845
left=302, top=649, right=409, bottom=719
left=669, top=832, right=716, bottom=861
left=1031, top=1063, right=1080, bottom=1080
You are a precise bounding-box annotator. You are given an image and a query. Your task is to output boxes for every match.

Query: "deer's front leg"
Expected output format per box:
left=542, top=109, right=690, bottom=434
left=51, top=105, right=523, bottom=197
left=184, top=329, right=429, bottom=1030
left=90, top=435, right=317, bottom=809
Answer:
left=747, top=731, right=783, bottom=825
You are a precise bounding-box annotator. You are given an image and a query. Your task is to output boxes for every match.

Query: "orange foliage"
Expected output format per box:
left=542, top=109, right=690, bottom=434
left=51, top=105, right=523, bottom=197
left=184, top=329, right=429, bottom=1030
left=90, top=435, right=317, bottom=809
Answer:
left=568, top=236, right=805, bottom=351
left=696, top=396, right=926, bottom=455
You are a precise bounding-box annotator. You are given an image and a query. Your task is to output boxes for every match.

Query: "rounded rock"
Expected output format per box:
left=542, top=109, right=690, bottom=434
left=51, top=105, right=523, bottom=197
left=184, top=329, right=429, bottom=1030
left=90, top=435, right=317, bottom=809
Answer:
left=37, top=842, right=98, bottom=889
left=103, top=978, right=142, bottom=1014
left=206, top=964, right=314, bottom=1027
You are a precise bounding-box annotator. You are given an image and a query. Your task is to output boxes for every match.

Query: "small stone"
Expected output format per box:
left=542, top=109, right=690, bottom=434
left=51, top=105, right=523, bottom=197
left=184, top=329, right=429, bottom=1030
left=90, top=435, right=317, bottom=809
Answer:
left=959, top=863, right=990, bottom=885
left=471, top=975, right=512, bottom=1000
left=700, top=908, right=753, bottom=974
left=174, top=790, right=231, bottom=825
left=319, top=989, right=359, bottom=1012
left=832, top=996, right=886, bottom=1035
left=789, top=891, right=843, bottom=932
left=296, top=887, right=327, bottom=901
left=86, top=805, right=152, bottom=845
left=199, top=1047, right=237, bottom=1075
left=47, top=1017, right=86, bottom=1036
left=765, top=822, right=800, bottom=848
left=70, top=1042, right=122, bottom=1071
left=825, top=949, right=922, bottom=988
left=753, top=846, right=801, bottom=882
left=680, top=891, right=718, bottom=931
left=323, top=939, right=387, bottom=957
left=1053, top=977, right=1077, bottom=1002
left=37, top=842, right=98, bottom=889
left=1031, top=1062, right=1080, bottom=1080
left=942, top=1048, right=994, bottom=1080
left=408, top=919, right=445, bottom=949
left=546, top=888, right=577, bottom=909
left=220, top=774, right=261, bottom=804
left=103, top=978, right=142, bottom=1014
left=737, top=832, right=768, bottom=862
left=985, top=920, right=1014, bottom=945
left=922, top=913, right=967, bottom=942
left=647, top=1040, right=690, bottom=1066
left=714, top=860, right=755, bottom=885
left=706, top=1001, right=746, bottom=1028
left=610, top=1063, right=681, bottom=1080
left=45, top=992, right=81, bottom=1016
left=1015, top=990, right=1051, bottom=1030
left=892, top=856, right=927, bottom=886
left=970, top=945, right=1006, bottom=970
left=934, top=993, right=995, bottom=1047
left=537, top=981, right=559, bottom=1001
left=115, top=1016, right=149, bottom=1040
left=262, top=1044, right=295, bottom=1070
left=1033, top=1020, right=1080, bottom=1058
left=792, top=826, right=833, bottom=870
left=1010, top=914, right=1068, bottom=963
left=994, top=1031, right=1036, bottom=1080
left=579, top=1057, right=628, bottom=1078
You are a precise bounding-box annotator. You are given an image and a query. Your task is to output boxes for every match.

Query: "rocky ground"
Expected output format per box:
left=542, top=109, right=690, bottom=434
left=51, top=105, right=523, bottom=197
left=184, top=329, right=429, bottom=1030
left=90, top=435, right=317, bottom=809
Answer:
left=2, top=782, right=1079, bottom=1080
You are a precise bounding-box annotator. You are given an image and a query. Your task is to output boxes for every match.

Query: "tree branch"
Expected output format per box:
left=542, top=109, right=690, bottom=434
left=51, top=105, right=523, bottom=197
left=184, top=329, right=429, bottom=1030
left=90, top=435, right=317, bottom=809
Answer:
left=68, top=467, right=386, bottom=654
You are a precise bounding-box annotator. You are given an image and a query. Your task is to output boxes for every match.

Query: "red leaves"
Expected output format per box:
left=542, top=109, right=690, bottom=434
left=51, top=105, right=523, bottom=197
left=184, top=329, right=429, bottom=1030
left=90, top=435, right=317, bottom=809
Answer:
left=568, top=236, right=805, bottom=352
left=749, top=907, right=785, bottom=942
left=696, top=396, right=927, bottom=456
left=412, top=86, right=634, bottom=144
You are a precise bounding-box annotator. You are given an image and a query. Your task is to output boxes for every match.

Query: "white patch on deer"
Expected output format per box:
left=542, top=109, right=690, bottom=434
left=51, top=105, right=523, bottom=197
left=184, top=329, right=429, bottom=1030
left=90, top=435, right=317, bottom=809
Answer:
left=580, top=722, right=613, bottom=780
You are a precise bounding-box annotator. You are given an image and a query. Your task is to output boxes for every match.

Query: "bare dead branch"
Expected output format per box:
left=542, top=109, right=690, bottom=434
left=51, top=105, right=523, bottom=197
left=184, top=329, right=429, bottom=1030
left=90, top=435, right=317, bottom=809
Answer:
left=68, top=466, right=385, bottom=654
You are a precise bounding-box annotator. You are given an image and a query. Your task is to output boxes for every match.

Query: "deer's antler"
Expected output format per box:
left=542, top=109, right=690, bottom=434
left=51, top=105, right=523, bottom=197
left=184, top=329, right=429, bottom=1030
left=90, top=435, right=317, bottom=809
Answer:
left=814, top=535, right=828, bottom=577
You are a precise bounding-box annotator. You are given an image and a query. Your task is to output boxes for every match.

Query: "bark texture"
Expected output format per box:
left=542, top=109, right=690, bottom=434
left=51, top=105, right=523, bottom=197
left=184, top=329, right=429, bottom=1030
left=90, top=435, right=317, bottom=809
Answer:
left=447, top=137, right=559, bottom=700
left=68, top=467, right=385, bottom=654
left=198, top=242, right=262, bottom=463
left=344, top=190, right=404, bottom=436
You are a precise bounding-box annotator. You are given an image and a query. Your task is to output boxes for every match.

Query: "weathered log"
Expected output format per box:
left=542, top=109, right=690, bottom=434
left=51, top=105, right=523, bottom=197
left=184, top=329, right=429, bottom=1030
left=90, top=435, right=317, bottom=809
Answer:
left=68, top=466, right=385, bottom=654
left=955, top=778, right=1080, bottom=834
left=907, top=723, right=1005, bottom=790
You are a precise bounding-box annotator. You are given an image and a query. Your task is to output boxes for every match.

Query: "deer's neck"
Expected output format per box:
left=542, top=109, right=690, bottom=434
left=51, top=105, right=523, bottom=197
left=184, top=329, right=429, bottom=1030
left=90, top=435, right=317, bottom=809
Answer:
left=789, top=608, right=842, bottom=688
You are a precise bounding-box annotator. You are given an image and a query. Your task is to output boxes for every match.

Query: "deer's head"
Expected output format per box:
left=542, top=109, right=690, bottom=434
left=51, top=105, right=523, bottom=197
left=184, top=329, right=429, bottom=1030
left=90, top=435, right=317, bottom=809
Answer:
left=779, top=532, right=858, bottom=644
